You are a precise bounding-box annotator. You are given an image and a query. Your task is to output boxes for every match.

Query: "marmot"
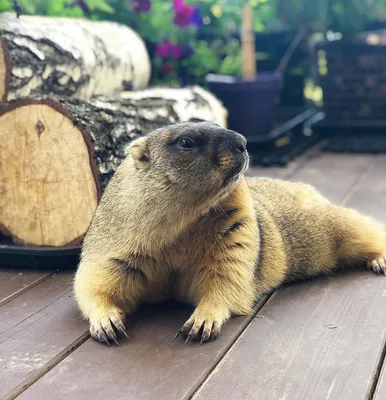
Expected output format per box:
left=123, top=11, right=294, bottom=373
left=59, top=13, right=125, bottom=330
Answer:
left=74, top=121, right=386, bottom=345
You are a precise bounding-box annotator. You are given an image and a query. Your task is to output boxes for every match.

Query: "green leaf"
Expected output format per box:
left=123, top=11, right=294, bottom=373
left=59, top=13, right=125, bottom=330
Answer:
left=87, top=0, right=115, bottom=14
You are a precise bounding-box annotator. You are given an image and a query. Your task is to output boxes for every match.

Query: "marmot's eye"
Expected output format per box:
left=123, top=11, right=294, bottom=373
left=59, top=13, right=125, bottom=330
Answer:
left=178, top=137, right=195, bottom=149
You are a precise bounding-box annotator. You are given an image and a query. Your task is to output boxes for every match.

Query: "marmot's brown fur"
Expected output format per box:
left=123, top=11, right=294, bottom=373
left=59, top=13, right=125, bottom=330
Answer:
left=74, top=121, right=386, bottom=345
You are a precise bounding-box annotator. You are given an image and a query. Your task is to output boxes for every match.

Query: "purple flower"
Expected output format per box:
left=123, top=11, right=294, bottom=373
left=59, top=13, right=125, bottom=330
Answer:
left=156, top=41, right=182, bottom=59
left=173, top=0, right=184, bottom=11
left=173, top=4, right=193, bottom=27
left=133, top=0, right=151, bottom=13
left=170, top=43, right=182, bottom=59
left=190, top=7, right=203, bottom=26
left=156, top=41, right=171, bottom=58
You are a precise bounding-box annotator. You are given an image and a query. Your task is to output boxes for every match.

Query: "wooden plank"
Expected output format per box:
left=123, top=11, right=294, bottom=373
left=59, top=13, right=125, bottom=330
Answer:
left=246, top=143, right=321, bottom=180
left=16, top=300, right=267, bottom=400
left=193, top=271, right=386, bottom=400
left=0, top=273, right=72, bottom=340
left=0, top=268, right=53, bottom=306
left=349, top=155, right=386, bottom=400
left=0, top=272, right=88, bottom=400
left=288, top=153, right=373, bottom=204
left=343, top=155, right=386, bottom=221
left=247, top=151, right=373, bottom=206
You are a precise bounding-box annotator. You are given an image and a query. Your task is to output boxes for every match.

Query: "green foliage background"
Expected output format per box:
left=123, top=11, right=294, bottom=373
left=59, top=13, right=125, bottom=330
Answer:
left=1, top=0, right=385, bottom=85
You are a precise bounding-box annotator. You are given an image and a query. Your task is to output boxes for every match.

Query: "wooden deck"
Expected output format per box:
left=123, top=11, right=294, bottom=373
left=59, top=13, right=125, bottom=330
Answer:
left=2, top=147, right=386, bottom=400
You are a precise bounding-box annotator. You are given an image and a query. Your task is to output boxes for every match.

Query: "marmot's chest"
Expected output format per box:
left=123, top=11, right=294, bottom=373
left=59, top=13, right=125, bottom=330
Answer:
left=165, top=217, right=222, bottom=269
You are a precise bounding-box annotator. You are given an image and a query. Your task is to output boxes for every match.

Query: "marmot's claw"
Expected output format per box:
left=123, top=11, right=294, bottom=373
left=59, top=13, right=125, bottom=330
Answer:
left=89, top=309, right=127, bottom=346
left=114, top=320, right=128, bottom=338
left=175, top=317, right=222, bottom=345
left=367, top=256, right=386, bottom=276
left=174, top=328, right=183, bottom=339
left=185, top=334, right=192, bottom=344
left=93, top=328, right=111, bottom=346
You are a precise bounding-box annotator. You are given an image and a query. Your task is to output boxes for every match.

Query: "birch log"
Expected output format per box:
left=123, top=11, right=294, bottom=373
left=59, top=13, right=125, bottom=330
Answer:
left=0, top=86, right=227, bottom=247
left=0, top=12, right=151, bottom=102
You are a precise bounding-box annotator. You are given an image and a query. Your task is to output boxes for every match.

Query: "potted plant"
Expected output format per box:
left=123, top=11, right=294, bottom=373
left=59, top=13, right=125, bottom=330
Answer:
left=206, top=1, right=285, bottom=140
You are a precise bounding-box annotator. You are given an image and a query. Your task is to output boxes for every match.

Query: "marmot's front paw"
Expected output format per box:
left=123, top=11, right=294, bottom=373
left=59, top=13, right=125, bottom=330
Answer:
left=367, top=255, right=386, bottom=276
left=89, top=307, right=128, bottom=346
left=174, top=310, right=223, bottom=345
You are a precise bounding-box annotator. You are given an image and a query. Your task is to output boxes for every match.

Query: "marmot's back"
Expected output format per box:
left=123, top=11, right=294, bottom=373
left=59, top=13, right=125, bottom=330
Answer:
left=246, top=177, right=385, bottom=282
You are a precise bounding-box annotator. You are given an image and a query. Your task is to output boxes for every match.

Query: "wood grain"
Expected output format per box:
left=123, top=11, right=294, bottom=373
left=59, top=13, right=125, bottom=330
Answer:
left=0, top=273, right=73, bottom=340
left=0, top=103, right=98, bottom=246
left=194, top=271, right=386, bottom=400
left=0, top=39, right=6, bottom=101
left=0, top=272, right=88, bottom=400
left=0, top=269, right=53, bottom=306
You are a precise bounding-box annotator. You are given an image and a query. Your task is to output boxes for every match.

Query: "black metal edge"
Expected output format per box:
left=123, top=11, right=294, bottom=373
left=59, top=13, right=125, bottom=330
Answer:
left=246, top=107, right=318, bottom=145
left=0, top=244, right=81, bottom=256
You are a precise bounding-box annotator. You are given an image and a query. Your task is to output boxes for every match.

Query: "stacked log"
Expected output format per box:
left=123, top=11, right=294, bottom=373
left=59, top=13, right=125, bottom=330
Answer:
left=0, top=13, right=151, bottom=101
left=0, top=14, right=227, bottom=248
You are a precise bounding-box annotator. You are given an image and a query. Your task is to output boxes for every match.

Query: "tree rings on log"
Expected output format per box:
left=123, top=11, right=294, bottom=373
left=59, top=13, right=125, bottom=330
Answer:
left=0, top=99, right=99, bottom=247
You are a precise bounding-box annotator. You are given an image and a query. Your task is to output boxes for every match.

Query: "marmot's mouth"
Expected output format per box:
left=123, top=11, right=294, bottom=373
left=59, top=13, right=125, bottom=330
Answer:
left=222, top=166, right=244, bottom=188
left=221, top=154, right=248, bottom=188
left=222, top=173, right=240, bottom=188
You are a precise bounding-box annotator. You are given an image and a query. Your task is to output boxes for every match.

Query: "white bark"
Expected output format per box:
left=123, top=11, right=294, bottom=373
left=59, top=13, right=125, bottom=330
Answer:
left=120, top=85, right=228, bottom=128
left=0, top=12, right=151, bottom=101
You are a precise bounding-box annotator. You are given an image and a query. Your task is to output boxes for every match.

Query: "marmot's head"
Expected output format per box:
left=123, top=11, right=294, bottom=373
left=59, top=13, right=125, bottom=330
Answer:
left=127, top=121, right=248, bottom=202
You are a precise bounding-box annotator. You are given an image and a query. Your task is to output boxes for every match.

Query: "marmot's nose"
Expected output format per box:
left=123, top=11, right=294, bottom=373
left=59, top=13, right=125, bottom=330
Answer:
left=236, top=143, right=246, bottom=153
left=227, top=131, right=247, bottom=154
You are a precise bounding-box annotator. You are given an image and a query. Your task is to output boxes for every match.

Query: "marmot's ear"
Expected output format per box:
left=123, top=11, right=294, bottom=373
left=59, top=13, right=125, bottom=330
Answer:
left=128, top=137, right=150, bottom=169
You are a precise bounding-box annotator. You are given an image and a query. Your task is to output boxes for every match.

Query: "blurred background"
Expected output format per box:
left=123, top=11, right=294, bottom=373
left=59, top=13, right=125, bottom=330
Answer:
left=1, top=0, right=385, bottom=97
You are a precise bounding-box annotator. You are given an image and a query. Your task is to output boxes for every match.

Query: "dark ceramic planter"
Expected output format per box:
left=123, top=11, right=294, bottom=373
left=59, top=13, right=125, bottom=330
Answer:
left=206, top=72, right=282, bottom=140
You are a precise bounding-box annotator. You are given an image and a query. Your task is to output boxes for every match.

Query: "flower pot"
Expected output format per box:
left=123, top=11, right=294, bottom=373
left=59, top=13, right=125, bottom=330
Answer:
left=206, top=72, right=282, bottom=140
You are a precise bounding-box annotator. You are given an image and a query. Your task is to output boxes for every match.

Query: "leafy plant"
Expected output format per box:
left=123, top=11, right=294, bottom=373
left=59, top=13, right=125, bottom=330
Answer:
left=3, top=0, right=386, bottom=85
left=275, top=0, right=385, bottom=37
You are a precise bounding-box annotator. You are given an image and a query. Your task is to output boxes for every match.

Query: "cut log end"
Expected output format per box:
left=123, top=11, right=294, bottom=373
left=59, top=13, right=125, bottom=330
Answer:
left=0, top=39, right=8, bottom=102
left=0, top=100, right=99, bottom=247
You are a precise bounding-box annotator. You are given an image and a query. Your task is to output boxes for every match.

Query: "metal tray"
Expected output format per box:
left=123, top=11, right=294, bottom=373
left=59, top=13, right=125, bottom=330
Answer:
left=0, top=236, right=80, bottom=270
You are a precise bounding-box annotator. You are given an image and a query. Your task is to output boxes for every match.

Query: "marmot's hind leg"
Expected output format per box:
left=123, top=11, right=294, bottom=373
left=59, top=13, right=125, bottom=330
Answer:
left=293, top=182, right=330, bottom=206
left=367, top=255, right=386, bottom=275
left=335, top=206, right=386, bottom=275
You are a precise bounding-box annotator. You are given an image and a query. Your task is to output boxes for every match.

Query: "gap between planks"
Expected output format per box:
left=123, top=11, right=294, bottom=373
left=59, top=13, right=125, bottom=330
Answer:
left=0, top=271, right=54, bottom=307
left=4, top=332, right=90, bottom=400
left=183, top=293, right=273, bottom=400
